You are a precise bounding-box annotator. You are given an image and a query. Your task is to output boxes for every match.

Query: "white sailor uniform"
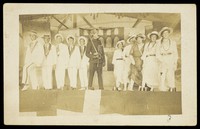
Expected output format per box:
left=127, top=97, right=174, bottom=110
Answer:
left=55, top=43, right=69, bottom=89
left=22, top=39, right=44, bottom=89
left=42, top=43, right=56, bottom=89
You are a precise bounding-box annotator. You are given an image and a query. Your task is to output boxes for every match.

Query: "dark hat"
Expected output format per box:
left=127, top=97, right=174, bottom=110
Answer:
left=43, top=34, right=50, bottom=38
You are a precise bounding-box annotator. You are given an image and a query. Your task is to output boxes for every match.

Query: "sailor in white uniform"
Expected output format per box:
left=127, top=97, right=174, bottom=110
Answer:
left=41, top=35, right=56, bottom=90
left=112, top=40, right=125, bottom=91
left=66, top=35, right=81, bottom=90
left=55, top=34, right=69, bottom=90
left=156, top=27, right=178, bottom=92
left=141, top=31, right=160, bottom=91
left=78, top=36, right=89, bottom=90
left=21, top=30, right=44, bottom=91
left=122, top=35, right=135, bottom=91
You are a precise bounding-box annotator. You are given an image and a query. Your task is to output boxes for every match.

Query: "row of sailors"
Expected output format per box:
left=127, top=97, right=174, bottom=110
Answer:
left=112, top=27, right=178, bottom=92
left=21, top=26, right=178, bottom=92
left=22, top=32, right=90, bottom=91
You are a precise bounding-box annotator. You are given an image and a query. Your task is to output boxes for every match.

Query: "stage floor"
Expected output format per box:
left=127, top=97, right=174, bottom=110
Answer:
left=19, top=89, right=182, bottom=116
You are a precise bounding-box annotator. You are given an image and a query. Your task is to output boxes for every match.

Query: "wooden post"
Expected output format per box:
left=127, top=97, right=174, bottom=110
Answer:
left=73, top=14, right=77, bottom=28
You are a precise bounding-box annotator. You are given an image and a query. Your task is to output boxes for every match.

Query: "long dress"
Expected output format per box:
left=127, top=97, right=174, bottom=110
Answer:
left=122, top=44, right=135, bottom=87
left=141, top=41, right=160, bottom=88
left=112, top=49, right=124, bottom=87
left=156, top=38, right=178, bottom=91
left=130, top=42, right=144, bottom=86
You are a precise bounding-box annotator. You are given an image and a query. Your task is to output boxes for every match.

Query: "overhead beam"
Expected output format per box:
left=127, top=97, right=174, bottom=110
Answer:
left=80, top=15, right=94, bottom=28
left=52, top=15, right=69, bottom=29
left=132, top=19, right=142, bottom=28
left=58, top=15, right=69, bottom=30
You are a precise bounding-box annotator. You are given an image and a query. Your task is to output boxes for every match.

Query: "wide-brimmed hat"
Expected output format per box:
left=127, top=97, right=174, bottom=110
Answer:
left=28, top=30, right=38, bottom=36
left=159, top=27, right=173, bottom=37
left=135, top=33, right=146, bottom=40
left=66, top=35, right=76, bottom=44
left=54, top=34, right=64, bottom=41
left=78, top=36, right=88, bottom=46
left=147, top=31, right=159, bottom=39
left=115, top=40, right=125, bottom=48
left=127, top=34, right=136, bottom=44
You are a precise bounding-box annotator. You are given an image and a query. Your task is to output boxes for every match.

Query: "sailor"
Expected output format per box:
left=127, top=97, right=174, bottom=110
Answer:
left=55, top=34, right=69, bottom=90
left=129, top=33, right=146, bottom=91
left=41, top=34, right=56, bottom=90
left=21, top=30, right=44, bottom=91
left=156, top=27, right=178, bottom=92
left=112, top=40, right=125, bottom=91
left=78, top=36, right=89, bottom=90
left=66, top=35, right=81, bottom=90
left=141, top=31, right=160, bottom=91
left=86, top=29, right=106, bottom=90
left=122, top=34, right=136, bottom=91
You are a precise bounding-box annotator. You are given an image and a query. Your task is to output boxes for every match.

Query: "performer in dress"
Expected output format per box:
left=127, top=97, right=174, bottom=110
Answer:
left=55, top=34, right=69, bottom=90
left=78, top=36, right=89, bottom=90
left=129, top=33, right=146, bottom=91
left=156, top=27, right=178, bottom=92
left=66, top=35, right=81, bottom=90
left=86, top=29, right=106, bottom=90
left=41, top=34, right=56, bottom=90
left=141, top=31, right=160, bottom=91
left=122, top=35, right=136, bottom=91
left=112, top=40, right=125, bottom=91
left=21, top=30, right=44, bottom=91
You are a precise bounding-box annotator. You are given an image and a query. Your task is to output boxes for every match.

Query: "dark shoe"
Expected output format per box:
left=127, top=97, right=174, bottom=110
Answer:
left=88, top=87, right=94, bottom=90
left=99, top=87, right=104, bottom=90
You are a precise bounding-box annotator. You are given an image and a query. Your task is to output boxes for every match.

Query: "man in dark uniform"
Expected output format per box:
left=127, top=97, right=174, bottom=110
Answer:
left=86, top=29, right=105, bottom=90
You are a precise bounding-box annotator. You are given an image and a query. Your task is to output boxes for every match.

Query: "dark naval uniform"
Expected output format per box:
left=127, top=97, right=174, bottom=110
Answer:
left=86, top=38, right=105, bottom=90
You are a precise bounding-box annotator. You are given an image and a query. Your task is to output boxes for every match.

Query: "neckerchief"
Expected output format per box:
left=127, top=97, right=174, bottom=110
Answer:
left=68, top=45, right=75, bottom=57
left=79, top=46, right=86, bottom=59
left=44, top=43, right=52, bottom=57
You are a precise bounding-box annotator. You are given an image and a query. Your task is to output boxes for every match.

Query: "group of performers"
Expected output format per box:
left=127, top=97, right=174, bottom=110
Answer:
left=21, top=26, right=178, bottom=92
left=112, top=27, right=178, bottom=92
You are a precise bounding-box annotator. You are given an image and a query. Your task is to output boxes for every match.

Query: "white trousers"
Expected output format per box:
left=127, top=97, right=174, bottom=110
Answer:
left=79, top=67, right=88, bottom=88
left=160, top=66, right=175, bottom=91
left=22, top=63, right=38, bottom=89
left=42, top=66, right=53, bottom=89
left=55, top=65, right=66, bottom=89
left=68, top=67, right=78, bottom=88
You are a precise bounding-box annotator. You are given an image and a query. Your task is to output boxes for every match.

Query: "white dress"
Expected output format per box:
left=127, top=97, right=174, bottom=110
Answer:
left=122, top=44, right=135, bottom=85
left=112, top=49, right=124, bottom=87
left=156, top=38, right=178, bottom=90
left=141, top=41, right=160, bottom=88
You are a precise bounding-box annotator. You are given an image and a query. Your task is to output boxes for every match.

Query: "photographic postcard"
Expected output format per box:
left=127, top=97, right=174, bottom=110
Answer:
left=3, top=4, right=197, bottom=125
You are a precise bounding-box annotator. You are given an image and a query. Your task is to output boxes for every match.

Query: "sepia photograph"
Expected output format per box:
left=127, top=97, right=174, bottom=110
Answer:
left=4, top=4, right=196, bottom=125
